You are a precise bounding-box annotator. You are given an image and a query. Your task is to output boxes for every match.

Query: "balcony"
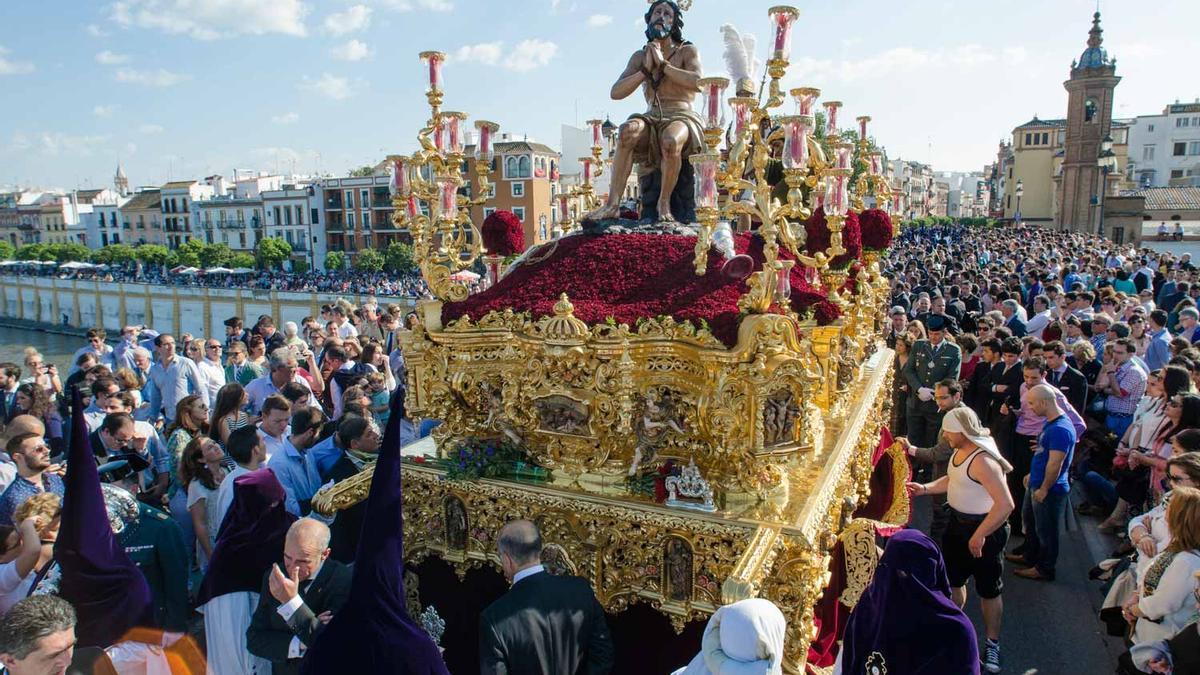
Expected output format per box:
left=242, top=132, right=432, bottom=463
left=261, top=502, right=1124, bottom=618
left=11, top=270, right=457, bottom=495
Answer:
left=325, top=198, right=343, bottom=209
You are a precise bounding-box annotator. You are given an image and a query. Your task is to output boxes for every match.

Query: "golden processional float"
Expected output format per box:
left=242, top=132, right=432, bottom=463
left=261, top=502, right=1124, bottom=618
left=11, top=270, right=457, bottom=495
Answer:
left=314, top=4, right=909, bottom=672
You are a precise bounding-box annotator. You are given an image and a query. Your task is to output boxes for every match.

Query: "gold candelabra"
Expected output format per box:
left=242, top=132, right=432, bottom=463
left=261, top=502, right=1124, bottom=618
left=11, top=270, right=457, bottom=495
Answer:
left=557, top=119, right=608, bottom=235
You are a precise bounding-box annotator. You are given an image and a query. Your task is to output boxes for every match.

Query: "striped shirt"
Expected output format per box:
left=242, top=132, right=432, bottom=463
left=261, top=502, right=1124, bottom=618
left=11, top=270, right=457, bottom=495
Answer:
left=1106, top=361, right=1148, bottom=416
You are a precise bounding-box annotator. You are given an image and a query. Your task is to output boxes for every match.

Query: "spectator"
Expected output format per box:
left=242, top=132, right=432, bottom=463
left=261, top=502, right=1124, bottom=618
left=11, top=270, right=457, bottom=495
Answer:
left=213, top=426, right=268, bottom=529
left=245, top=350, right=312, bottom=416
left=1122, top=487, right=1200, bottom=644
left=179, top=435, right=226, bottom=569
left=257, top=394, right=292, bottom=463
left=0, top=595, right=80, bottom=675
left=225, top=341, right=265, bottom=387
left=211, top=382, right=252, bottom=447
left=147, top=333, right=209, bottom=425
left=271, top=405, right=326, bottom=517
left=0, top=434, right=64, bottom=527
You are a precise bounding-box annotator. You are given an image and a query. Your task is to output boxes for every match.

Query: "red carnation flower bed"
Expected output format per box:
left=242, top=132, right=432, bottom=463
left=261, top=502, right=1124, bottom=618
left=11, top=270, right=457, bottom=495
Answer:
left=481, top=210, right=526, bottom=257
left=443, top=232, right=839, bottom=348
left=859, top=208, right=893, bottom=251
left=805, top=208, right=862, bottom=269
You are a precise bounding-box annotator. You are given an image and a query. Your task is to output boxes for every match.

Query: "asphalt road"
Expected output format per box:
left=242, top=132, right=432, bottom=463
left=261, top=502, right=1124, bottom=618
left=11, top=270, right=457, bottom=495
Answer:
left=909, top=489, right=1128, bottom=674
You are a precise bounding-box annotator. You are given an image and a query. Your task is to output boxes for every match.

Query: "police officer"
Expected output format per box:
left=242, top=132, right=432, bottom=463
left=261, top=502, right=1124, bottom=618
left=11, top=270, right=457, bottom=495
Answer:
left=901, top=314, right=963, bottom=450
left=98, top=456, right=190, bottom=633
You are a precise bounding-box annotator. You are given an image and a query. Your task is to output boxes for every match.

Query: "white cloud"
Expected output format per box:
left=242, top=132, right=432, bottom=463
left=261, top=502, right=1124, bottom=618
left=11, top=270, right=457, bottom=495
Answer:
left=271, top=111, right=300, bottom=125
left=29, top=131, right=111, bottom=157
left=330, top=39, right=370, bottom=61
left=124, top=142, right=138, bottom=156
left=138, top=123, right=164, bottom=134
left=453, top=41, right=503, bottom=66
left=418, top=0, right=453, bottom=10
left=323, top=5, right=371, bottom=36
left=114, top=68, right=190, bottom=87
left=93, top=104, right=119, bottom=118
left=504, top=39, right=557, bottom=72
left=85, top=24, right=110, bottom=37
left=110, top=0, right=308, bottom=40
left=300, top=73, right=359, bottom=100
left=95, top=50, right=131, bottom=66
left=586, top=14, right=612, bottom=28
left=789, top=44, right=1017, bottom=85
left=0, top=46, right=34, bottom=76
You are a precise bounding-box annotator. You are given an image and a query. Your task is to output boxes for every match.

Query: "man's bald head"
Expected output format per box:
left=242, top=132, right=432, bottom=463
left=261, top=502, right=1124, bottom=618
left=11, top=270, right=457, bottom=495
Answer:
left=282, top=518, right=331, bottom=582
left=498, top=520, right=542, bottom=570
left=1026, top=383, right=1061, bottom=418
left=287, top=518, right=331, bottom=551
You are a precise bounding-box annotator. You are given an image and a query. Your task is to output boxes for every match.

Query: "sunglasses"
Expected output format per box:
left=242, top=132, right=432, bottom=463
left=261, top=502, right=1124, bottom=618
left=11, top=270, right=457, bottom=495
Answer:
left=206, top=345, right=221, bottom=350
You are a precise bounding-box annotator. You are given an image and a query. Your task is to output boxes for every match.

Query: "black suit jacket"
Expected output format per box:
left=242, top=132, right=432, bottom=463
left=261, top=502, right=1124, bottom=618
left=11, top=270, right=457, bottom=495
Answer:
left=246, top=559, right=353, bottom=675
left=479, top=571, right=614, bottom=675
left=1004, top=315, right=1028, bottom=338
left=322, top=454, right=366, bottom=564
left=1048, top=365, right=1088, bottom=417
left=985, top=360, right=1023, bottom=425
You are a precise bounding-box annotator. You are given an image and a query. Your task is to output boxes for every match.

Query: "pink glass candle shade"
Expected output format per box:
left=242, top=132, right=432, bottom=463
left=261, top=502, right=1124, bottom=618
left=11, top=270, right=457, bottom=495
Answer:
left=823, top=102, right=840, bottom=137
left=869, top=152, right=883, bottom=176
left=823, top=173, right=849, bottom=217
left=436, top=178, right=457, bottom=221
left=445, top=115, right=464, bottom=154
left=857, top=116, right=870, bottom=141
left=406, top=196, right=420, bottom=220
left=421, top=52, right=445, bottom=93
left=692, top=154, right=720, bottom=210
left=589, top=120, right=602, bottom=147
left=475, top=123, right=493, bottom=162
left=390, top=157, right=410, bottom=197
left=769, top=7, right=798, bottom=61
left=582, top=159, right=593, bottom=184
left=701, top=80, right=727, bottom=129
left=782, top=117, right=810, bottom=171
left=558, top=194, right=570, bottom=222
left=791, top=88, right=819, bottom=116
left=433, top=117, right=446, bottom=152
left=834, top=144, right=853, bottom=170
left=774, top=265, right=792, bottom=302
left=731, top=100, right=751, bottom=137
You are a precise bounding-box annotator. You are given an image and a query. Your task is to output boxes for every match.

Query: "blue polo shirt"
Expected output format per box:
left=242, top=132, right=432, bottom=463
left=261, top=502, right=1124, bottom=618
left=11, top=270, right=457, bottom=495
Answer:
left=1030, top=415, right=1076, bottom=495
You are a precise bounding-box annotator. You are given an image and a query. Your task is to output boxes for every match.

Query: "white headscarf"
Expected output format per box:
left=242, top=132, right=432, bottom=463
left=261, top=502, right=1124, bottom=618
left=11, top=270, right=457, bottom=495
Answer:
left=672, top=598, right=787, bottom=675
left=940, top=407, right=1013, bottom=474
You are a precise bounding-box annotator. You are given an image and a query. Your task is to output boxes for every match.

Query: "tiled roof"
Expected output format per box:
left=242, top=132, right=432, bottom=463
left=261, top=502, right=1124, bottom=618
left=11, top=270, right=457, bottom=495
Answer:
left=75, top=189, right=105, bottom=203
left=161, top=180, right=197, bottom=189
left=464, top=141, right=559, bottom=155
left=1121, top=187, right=1200, bottom=210
left=122, top=189, right=162, bottom=211
left=1015, top=117, right=1067, bottom=129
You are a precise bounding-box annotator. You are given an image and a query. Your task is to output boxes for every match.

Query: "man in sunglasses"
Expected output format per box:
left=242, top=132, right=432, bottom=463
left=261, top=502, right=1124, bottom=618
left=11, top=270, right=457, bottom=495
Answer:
left=0, top=433, right=64, bottom=526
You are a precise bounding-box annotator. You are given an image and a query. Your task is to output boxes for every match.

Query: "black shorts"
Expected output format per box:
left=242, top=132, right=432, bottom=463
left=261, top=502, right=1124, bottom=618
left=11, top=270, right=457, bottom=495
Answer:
left=941, top=509, right=1009, bottom=599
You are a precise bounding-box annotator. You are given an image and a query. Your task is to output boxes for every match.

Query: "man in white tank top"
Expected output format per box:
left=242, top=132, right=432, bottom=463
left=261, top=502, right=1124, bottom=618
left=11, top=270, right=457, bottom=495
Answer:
left=907, top=406, right=1014, bottom=674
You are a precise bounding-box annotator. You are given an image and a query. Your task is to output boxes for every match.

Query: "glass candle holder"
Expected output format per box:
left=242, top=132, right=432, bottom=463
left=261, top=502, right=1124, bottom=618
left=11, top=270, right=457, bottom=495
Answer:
left=433, top=116, right=446, bottom=152
left=475, top=121, right=498, bottom=162
left=390, top=156, right=410, bottom=197
left=419, top=51, right=445, bottom=94
left=774, top=264, right=792, bottom=303
left=824, top=170, right=850, bottom=217
left=406, top=195, right=421, bottom=220
left=790, top=87, right=820, bottom=116
left=698, top=77, right=729, bottom=130
left=856, top=116, right=870, bottom=142
left=768, top=6, right=799, bottom=61
left=823, top=101, right=842, bottom=137
left=586, top=119, right=603, bottom=148
left=729, top=97, right=754, bottom=138
left=442, top=112, right=465, bottom=154
left=868, top=152, right=883, bottom=176
left=781, top=116, right=811, bottom=171
left=581, top=157, right=593, bottom=184
left=558, top=194, right=570, bottom=222
left=690, top=153, right=720, bottom=210
left=435, top=177, right=458, bottom=221
left=834, top=142, right=854, bottom=170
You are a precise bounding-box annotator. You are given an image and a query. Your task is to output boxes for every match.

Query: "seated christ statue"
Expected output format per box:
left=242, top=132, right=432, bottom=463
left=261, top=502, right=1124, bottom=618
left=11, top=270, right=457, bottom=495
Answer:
left=590, top=0, right=703, bottom=223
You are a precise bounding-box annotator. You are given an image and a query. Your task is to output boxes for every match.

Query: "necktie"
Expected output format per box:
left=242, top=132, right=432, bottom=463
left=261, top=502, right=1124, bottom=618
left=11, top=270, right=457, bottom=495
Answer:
left=234, top=365, right=242, bottom=382
left=1050, top=371, right=1060, bottom=387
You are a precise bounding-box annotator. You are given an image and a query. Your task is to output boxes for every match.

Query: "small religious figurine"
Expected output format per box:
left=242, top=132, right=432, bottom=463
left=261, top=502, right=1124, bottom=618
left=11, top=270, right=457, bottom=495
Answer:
left=628, top=390, right=687, bottom=476
left=589, top=0, right=703, bottom=223
left=480, top=382, right=523, bottom=447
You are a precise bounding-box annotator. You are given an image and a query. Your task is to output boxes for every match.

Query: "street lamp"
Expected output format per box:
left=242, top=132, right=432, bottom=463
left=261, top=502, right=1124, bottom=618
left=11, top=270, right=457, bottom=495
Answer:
left=1096, top=134, right=1118, bottom=236
left=1014, top=179, right=1024, bottom=226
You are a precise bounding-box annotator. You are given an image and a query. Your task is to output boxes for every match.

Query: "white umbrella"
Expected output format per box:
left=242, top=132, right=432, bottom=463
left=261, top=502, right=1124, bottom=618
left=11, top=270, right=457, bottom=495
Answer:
left=178, top=266, right=200, bottom=275
left=60, top=261, right=95, bottom=270
left=204, top=266, right=234, bottom=274
left=450, top=270, right=480, bottom=281
left=230, top=267, right=256, bottom=274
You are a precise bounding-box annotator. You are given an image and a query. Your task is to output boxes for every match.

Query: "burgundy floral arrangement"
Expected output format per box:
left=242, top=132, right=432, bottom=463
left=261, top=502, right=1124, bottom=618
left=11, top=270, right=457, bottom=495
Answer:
left=442, top=231, right=835, bottom=348
left=619, top=206, right=641, bottom=221
left=858, top=208, right=893, bottom=252
left=481, top=210, right=526, bottom=257
left=804, top=207, right=862, bottom=269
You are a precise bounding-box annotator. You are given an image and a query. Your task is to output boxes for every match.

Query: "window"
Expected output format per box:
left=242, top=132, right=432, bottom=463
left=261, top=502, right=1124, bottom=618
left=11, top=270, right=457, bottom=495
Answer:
left=295, top=205, right=303, bottom=224
left=284, top=207, right=293, bottom=225
left=1172, top=170, right=1186, bottom=179
left=1190, top=141, right=1200, bottom=156
left=1143, top=145, right=1155, bottom=161
left=511, top=181, right=525, bottom=198
left=1084, top=99, right=1097, bottom=122
left=517, top=156, right=531, bottom=178
left=1175, top=142, right=1188, bottom=156
left=513, top=207, right=525, bottom=222
left=181, top=198, right=187, bottom=211
left=504, top=156, right=518, bottom=178
left=483, top=207, right=496, bottom=219
left=239, top=232, right=246, bottom=248
left=344, top=190, right=354, bottom=207
left=347, top=212, right=355, bottom=228
left=273, top=206, right=282, bottom=224
left=1024, top=133, right=1032, bottom=146
left=1041, top=132, right=1049, bottom=145
left=1147, top=124, right=1155, bottom=132
left=360, top=189, right=370, bottom=207
left=1177, top=118, right=1189, bottom=128
left=362, top=211, right=371, bottom=229
left=310, top=208, right=320, bottom=224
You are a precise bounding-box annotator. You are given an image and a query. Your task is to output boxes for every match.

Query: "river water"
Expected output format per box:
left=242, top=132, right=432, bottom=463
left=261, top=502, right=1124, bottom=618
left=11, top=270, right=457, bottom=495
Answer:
left=0, top=325, right=84, bottom=373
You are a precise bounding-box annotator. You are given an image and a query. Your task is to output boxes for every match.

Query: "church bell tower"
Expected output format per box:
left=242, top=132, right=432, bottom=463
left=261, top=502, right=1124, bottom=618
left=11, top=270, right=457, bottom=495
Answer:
left=1055, top=11, right=1120, bottom=233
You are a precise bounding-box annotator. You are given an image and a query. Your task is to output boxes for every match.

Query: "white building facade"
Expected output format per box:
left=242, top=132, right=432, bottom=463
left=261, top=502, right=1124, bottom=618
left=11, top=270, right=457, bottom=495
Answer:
left=1128, top=100, right=1200, bottom=188
left=262, top=184, right=323, bottom=271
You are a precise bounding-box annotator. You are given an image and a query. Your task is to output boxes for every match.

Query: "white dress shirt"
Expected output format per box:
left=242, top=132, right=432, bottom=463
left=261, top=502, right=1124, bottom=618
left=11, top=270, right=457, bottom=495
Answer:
left=197, top=358, right=226, bottom=404
left=275, top=561, right=325, bottom=659
left=512, top=564, right=545, bottom=585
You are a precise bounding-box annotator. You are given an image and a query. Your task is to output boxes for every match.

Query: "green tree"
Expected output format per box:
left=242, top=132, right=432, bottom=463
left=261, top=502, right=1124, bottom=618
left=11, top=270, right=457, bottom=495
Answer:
left=172, top=247, right=201, bottom=268
left=134, top=244, right=171, bottom=266
left=0, top=240, right=13, bottom=261
left=353, top=248, right=384, bottom=272
left=324, top=251, right=346, bottom=271
left=53, top=242, right=91, bottom=263
left=347, top=165, right=375, bottom=177
left=229, top=252, right=256, bottom=268
left=198, top=242, right=232, bottom=268
left=15, top=244, right=49, bottom=261
left=383, top=241, right=415, bottom=273
left=92, top=243, right=137, bottom=265
left=256, top=237, right=292, bottom=270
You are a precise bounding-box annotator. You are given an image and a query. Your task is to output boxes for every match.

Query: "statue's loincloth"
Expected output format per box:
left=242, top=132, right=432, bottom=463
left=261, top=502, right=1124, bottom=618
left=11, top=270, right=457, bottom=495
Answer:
left=628, top=107, right=705, bottom=172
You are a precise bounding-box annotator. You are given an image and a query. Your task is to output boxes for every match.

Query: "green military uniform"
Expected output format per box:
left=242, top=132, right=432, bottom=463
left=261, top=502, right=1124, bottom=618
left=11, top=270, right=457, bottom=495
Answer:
left=120, top=501, right=191, bottom=632
left=901, top=329, right=962, bottom=449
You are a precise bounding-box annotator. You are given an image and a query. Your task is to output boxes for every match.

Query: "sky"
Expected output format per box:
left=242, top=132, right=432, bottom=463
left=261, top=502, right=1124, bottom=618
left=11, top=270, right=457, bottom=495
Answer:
left=1, top=0, right=1198, bottom=192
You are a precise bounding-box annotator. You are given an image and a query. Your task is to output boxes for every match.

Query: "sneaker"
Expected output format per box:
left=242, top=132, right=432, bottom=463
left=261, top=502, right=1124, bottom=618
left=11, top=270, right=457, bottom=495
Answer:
left=983, top=640, right=1001, bottom=673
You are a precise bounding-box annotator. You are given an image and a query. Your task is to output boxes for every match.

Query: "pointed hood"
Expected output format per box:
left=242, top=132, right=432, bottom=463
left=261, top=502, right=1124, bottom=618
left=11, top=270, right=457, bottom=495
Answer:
left=54, top=389, right=154, bottom=648
left=301, top=388, right=448, bottom=674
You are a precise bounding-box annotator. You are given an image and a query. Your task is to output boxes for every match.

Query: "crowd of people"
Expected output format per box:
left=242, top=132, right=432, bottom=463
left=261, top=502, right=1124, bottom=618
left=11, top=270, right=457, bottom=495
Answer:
left=884, top=224, right=1200, bottom=674
left=0, top=264, right=433, bottom=298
